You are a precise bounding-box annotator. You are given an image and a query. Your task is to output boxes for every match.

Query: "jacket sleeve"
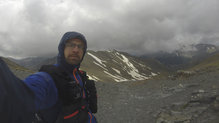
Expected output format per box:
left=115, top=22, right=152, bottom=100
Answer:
left=23, top=72, right=58, bottom=111
left=0, top=58, right=35, bottom=123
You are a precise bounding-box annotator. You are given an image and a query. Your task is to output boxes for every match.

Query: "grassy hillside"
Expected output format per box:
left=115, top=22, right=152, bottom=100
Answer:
left=1, top=57, right=34, bottom=79
left=2, top=57, right=33, bottom=72
left=189, top=53, right=219, bottom=71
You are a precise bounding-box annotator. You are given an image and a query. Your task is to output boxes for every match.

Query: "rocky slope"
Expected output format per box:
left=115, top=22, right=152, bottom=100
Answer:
left=95, top=70, right=219, bottom=123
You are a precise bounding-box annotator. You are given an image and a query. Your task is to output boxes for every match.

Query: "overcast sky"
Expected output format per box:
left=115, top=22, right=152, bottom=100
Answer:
left=0, top=0, right=219, bottom=58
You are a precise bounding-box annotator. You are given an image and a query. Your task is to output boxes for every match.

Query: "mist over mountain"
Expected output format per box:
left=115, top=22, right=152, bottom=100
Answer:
left=140, top=43, right=219, bottom=70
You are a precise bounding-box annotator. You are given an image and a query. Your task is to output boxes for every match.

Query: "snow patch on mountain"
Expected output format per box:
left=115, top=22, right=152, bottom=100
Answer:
left=151, top=72, right=158, bottom=76
left=115, top=52, right=149, bottom=80
left=88, top=52, right=108, bottom=70
left=112, top=68, right=121, bottom=74
left=88, top=75, right=100, bottom=81
left=93, top=61, right=107, bottom=70
left=206, top=46, right=216, bottom=53
left=88, top=52, right=106, bottom=67
left=104, top=71, right=128, bottom=82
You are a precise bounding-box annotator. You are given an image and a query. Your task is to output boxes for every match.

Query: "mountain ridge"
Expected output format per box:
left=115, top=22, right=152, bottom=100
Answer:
left=6, top=43, right=219, bottom=82
left=141, top=43, right=219, bottom=70
left=8, top=50, right=165, bottom=82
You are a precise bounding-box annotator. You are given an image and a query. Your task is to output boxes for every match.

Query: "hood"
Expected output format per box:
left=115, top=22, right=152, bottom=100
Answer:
left=57, top=31, right=87, bottom=73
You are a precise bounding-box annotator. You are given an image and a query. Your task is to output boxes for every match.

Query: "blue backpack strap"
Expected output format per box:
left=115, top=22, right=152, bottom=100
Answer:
left=88, top=111, right=97, bottom=123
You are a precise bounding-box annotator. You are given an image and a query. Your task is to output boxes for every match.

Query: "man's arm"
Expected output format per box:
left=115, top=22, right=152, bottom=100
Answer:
left=0, top=57, right=35, bottom=123
left=23, top=72, right=58, bottom=111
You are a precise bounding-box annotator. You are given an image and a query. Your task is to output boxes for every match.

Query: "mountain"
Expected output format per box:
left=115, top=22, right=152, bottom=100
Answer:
left=141, top=51, right=190, bottom=70
left=1, top=57, right=34, bottom=79
left=11, top=50, right=165, bottom=82
left=141, top=43, right=219, bottom=70
left=81, top=50, right=161, bottom=82
left=9, top=43, right=219, bottom=82
left=9, top=56, right=56, bottom=71
left=176, top=43, right=218, bottom=58
left=189, top=52, right=219, bottom=72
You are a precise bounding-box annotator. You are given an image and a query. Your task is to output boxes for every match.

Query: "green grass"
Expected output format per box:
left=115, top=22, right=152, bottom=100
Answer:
left=190, top=53, right=219, bottom=71
left=2, top=57, right=34, bottom=73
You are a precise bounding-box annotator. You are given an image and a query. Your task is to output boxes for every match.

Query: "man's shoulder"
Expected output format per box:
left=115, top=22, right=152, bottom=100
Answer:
left=39, top=65, right=58, bottom=73
left=34, top=72, right=53, bottom=82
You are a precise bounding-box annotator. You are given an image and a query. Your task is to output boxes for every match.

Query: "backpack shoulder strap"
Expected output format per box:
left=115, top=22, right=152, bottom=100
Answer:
left=78, top=70, right=88, bottom=82
left=39, top=65, right=71, bottom=105
left=78, top=70, right=98, bottom=113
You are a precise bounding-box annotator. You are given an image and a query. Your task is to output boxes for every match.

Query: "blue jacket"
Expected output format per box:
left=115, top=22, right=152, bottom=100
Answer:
left=23, top=71, right=58, bottom=111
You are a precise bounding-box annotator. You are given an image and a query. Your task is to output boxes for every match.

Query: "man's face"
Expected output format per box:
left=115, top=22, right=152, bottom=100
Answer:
left=64, top=38, right=84, bottom=65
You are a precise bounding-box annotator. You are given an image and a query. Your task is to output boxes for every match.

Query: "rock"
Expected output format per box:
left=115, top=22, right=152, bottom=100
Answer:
left=216, top=96, right=219, bottom=101
left=212, top=101, right=219, bottom=111
left=198, top=89, right=205, bottom=93
left=211, top=96, right=219, bottom=111
left=190, top=90, right=217, bottom=104
left=176, top=70, right=196, bottom=78
left=184, top=83, right=200, bottom=88
left=156, top=111, right=191, bottom=123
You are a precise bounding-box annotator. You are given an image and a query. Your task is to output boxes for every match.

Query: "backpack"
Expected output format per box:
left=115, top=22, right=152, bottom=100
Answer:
left=33, top=65, right=97, bottom=123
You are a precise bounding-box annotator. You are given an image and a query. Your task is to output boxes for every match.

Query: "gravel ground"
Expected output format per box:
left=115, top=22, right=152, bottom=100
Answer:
left=95, top=70, right=219, bottom=123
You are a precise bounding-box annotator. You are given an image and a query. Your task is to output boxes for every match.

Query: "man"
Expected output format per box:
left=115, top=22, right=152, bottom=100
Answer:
left=0, top=31, right=97, bottom=123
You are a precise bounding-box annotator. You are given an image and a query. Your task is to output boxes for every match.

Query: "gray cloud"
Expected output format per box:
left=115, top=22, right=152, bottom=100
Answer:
left=0, top=0, right=219, bottom=58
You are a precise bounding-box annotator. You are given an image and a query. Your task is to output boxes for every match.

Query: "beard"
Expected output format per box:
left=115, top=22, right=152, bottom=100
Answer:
left=65, top=55, right=81, bottom=65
